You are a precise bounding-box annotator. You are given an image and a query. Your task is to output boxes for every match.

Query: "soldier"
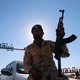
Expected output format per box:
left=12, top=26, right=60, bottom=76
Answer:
left=23, top=24, right=69, bottom=80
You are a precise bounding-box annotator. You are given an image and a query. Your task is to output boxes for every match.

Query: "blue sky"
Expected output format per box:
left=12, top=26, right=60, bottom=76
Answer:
left=0, top=0, right=80, bottom=70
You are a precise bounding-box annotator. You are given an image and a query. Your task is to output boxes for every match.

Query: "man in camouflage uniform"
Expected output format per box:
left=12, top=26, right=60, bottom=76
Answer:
left=23, top=24, right=69, bottom=80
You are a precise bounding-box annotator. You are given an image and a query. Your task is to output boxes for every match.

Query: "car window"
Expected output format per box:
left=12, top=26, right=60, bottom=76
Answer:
left=17, top=62, right=27, bottom=74
left=6, top=62, right=13, bottom=69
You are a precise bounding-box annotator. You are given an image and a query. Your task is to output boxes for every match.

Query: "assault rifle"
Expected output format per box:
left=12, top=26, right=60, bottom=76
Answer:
left=54, top=10, right=77, bottom=77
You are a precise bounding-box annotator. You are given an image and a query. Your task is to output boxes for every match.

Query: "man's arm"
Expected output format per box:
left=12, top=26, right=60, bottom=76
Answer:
left=23, top=47, right=42, bottom=80
left=60, top=44, right=69, bottom=58
left=23, top=47, right=32, bottom=73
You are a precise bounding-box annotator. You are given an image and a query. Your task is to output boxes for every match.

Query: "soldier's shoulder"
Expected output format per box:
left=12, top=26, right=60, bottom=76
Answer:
left=25, top=43, right=33, bottom=50
left=27, top=43, right=33, bottom=48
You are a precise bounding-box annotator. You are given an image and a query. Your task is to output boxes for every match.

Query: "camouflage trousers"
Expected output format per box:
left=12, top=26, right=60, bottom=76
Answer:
left=27, top=67, right=69, bottom=80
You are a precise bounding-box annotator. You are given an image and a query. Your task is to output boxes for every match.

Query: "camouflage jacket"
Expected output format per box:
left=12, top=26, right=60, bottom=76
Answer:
left=23, top=40, right=69, bottom=73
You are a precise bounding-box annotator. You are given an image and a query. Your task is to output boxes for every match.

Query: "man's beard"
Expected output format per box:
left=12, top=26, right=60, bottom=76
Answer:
left=33, top=36, right=42, bottom=40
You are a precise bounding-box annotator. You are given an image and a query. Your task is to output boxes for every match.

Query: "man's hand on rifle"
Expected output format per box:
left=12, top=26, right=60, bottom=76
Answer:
left=56, top=22, right=65, bottom=38
left=29, top=67, right=41, bottom=80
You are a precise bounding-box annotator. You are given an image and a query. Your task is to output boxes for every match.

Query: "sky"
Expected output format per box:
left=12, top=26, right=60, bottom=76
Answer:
left=0, top=0, right=80, bottom=71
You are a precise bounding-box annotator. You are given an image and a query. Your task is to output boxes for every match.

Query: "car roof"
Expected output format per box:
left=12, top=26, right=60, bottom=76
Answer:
left=9, top=60, right=23, bottom=65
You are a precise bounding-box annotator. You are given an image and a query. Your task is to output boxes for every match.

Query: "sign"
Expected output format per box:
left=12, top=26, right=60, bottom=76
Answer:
left=62, top=67, right=80, bottom=73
